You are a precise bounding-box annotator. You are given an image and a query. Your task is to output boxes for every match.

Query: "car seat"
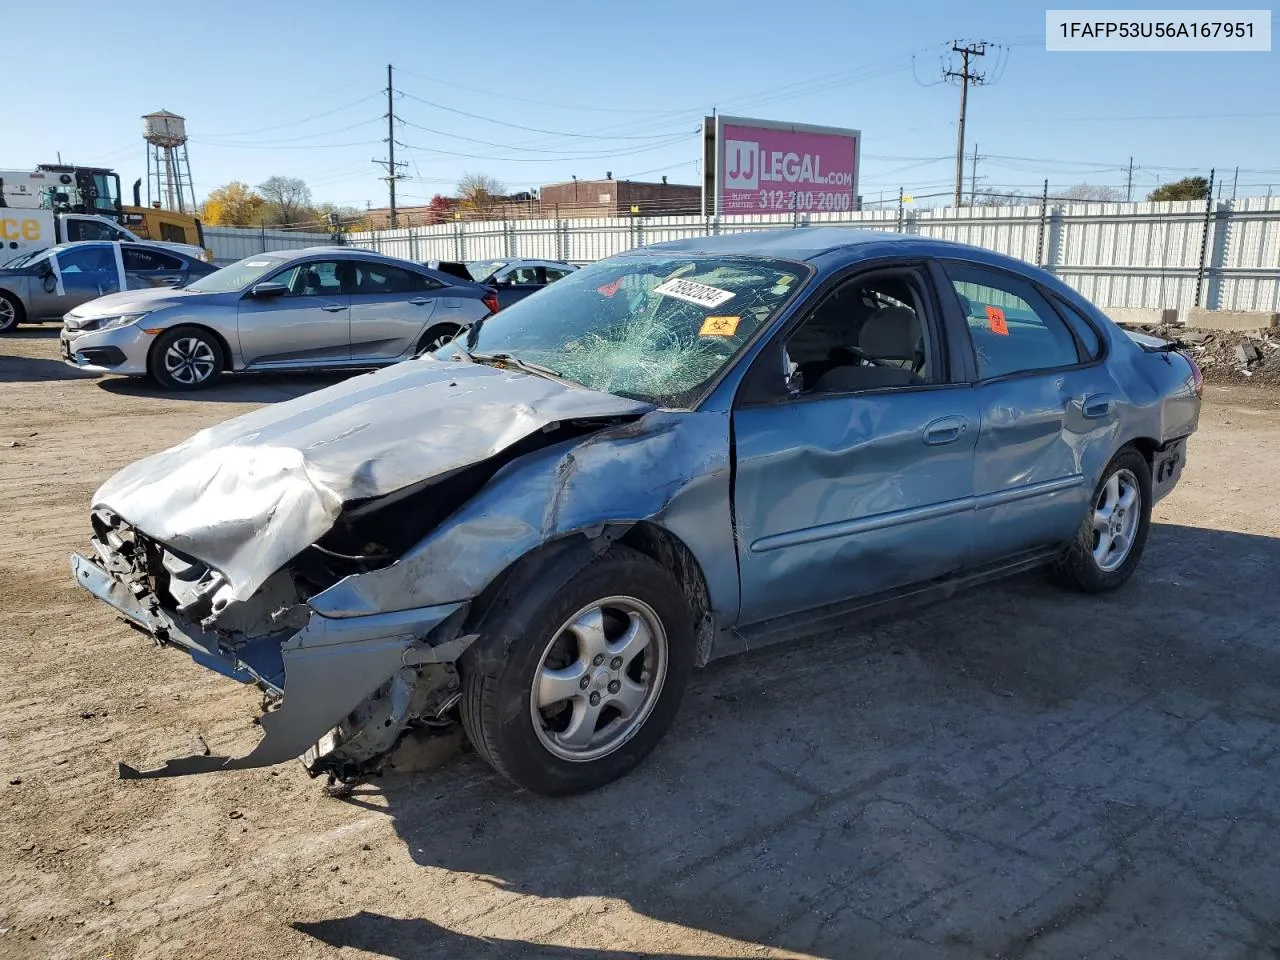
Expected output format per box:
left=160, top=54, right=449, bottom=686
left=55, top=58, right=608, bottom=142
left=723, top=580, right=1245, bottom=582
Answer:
left=811, top=306, right=923, bottom=392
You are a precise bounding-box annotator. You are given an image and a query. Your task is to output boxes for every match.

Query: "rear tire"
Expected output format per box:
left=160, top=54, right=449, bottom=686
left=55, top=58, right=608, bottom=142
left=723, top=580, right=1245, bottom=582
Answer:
left=0, top=292, right=23, bottom=333
left=417, top=323, right=461, bottom=355
left=460, top=544, right=694, bottom=796
left=1053, top=447, right=1152, bottom=593
left=148, top=327, right=225, bottom=391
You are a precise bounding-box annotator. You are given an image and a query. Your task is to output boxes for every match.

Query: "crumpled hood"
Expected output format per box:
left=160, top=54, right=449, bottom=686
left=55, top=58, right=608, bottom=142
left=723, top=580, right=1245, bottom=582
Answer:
left=67, top=286, right=199, bottom=318
left=93, top=357, right=652, bottom=602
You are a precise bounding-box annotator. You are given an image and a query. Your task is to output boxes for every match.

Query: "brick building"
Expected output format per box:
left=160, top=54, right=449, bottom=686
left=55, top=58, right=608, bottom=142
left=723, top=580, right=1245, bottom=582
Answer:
left=538, top=177, right=701, bottom=217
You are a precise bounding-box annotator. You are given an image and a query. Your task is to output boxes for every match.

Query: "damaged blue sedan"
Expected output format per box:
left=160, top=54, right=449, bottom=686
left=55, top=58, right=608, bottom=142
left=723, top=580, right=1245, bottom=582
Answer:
left=73, top=228, right=1202, bottom=795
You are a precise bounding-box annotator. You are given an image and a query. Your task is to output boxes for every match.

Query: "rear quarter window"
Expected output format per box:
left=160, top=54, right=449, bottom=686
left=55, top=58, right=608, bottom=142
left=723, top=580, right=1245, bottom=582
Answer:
left=1050, top=296, right=1104, bottom=360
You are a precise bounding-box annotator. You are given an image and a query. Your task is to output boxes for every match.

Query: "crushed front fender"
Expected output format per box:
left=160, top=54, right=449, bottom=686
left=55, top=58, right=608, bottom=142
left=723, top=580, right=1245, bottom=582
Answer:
left=73, top=551, right=463, bottom=779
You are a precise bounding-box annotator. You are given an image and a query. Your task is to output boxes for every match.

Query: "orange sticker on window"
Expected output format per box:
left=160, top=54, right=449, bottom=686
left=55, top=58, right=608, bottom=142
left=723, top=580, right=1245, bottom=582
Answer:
left=985, top=305, right=1009, bottom=336
left=596, top=279, right=623, bottom=298
left=700, top=315, right=740, bottom=337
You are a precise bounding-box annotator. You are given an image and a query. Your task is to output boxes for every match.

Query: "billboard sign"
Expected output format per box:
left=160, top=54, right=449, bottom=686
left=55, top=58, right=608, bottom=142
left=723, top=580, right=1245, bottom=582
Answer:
left=703, top=115, right=860, bottom=216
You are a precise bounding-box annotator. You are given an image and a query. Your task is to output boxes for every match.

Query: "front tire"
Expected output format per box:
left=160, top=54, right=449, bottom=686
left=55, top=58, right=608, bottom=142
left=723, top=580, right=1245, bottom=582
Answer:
left=1053, top=447, right=1152, bottom=593
left=0, top=292, right=23, bottom=333
left=148, top=327, right=224, bottom=390
left=460, top=544, right=694, bottom=796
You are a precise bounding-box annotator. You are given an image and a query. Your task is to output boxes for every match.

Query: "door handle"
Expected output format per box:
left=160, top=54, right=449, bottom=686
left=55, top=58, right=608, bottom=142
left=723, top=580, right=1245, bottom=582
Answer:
left=320, top=303, right=346, bottom=313
left=923, top=416, right=969, bottom=446
left=1082, top=394, right=1114, bottom=419
left=408, top=297, right=431, bottom=305
left=158, top=275, right=183, bottom=286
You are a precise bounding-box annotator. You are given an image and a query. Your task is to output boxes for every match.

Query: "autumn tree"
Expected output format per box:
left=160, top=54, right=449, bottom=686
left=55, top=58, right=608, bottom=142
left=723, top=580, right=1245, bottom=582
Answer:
left=425, top=194, right=452, bottom=224
left=257, top=176, right=313, bottom=226
left=457, top=173, right=505, bottom=217
left=201, top=181, right=266, bottom=226
left=1148, top=176, right=1210, bottom=202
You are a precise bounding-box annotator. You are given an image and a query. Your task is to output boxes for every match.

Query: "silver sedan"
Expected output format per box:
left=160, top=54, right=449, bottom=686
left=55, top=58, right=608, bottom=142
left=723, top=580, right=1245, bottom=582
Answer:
left=60, top=248, right=495, bottom=389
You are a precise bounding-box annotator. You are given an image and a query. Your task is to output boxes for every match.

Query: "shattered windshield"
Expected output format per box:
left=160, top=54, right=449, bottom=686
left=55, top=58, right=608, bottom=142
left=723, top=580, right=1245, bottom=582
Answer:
left=438, top=254, right=809, bottom=406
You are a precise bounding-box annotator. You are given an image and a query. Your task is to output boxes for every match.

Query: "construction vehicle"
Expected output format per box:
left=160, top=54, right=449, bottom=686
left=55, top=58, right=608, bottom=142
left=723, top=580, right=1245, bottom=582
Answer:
left=0, top=165, right=211, bottom=260
left=121, top=179, right=209, bottom=257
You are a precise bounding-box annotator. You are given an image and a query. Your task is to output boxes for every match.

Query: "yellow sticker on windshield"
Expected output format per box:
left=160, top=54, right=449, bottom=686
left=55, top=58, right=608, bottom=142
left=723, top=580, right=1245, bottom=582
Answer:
left=700, top=315, right=741, bottom=337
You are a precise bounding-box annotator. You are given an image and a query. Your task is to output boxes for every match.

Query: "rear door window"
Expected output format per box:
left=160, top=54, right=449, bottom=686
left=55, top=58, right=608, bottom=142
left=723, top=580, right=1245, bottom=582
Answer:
left=356, top=263, right=429, bottom=294
left=943, top=263, right=1083, bottom=379
left=123, top=247, right=185, bottom=272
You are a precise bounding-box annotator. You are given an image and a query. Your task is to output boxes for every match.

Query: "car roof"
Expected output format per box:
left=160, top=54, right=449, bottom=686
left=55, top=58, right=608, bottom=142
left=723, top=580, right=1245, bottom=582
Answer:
left=466, top=257, right=573, bottom=267
left=637, top=227, right=994, bottom=263
left=259, top=247, right=432, bottom=268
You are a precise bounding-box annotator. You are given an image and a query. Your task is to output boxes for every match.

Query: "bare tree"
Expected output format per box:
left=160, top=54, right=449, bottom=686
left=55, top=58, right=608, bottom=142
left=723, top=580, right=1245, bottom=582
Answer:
left=1059, top=183, right=1123, bottom=202
left=457, top=173, right=505, bottom=218
left=257, top=176, right=313, bottom=226
left=972, top=189, right=1026, bottom=207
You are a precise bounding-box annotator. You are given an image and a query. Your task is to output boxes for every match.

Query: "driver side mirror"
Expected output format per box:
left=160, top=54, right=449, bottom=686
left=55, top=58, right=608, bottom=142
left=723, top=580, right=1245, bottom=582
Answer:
left=492, top=276, right=512, bottom=287
left=250, top=281, right=288, bottom=298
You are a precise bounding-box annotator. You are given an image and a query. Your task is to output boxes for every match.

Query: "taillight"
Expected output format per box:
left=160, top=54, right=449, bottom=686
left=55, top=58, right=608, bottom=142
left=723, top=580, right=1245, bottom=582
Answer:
left=482, top=288, right=500, bottom=315
left=1182, top=351, right=1204, bottom=397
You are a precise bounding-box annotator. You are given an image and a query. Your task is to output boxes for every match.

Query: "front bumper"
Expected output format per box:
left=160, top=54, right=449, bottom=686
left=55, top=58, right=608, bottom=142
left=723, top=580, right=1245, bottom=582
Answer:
left=60, top=324, right=152, bottom=376
left=72, top=551, right=465, bottom=778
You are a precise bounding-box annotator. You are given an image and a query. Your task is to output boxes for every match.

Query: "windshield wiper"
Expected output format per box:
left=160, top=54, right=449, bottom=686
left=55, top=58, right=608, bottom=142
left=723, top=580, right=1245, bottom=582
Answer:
left=469, top=352, right=564, bottom=380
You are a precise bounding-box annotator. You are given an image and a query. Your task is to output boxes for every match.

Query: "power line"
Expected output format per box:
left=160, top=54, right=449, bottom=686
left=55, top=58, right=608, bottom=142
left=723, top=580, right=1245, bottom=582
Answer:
left=393, top=131, right=696, bottom=164
left=393, top=67, right=683, bottom=115
left=397, top=89, right=688, bottom=140
left=200, top=93, right=382, bottom=139
left=191, top=118, right=383, bottom=148
left=395, top=116, right=692, bottom=155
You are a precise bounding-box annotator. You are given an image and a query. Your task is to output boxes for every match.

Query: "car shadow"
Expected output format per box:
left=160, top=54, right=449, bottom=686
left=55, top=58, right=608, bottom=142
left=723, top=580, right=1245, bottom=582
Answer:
left=293, top=914, right=757, bottom=960
left=0, top=345, right=100, bottom=384
left=5, top=325, right=61, bottom=338
left=296, top=522, right=1280, bottom=960
left=96, top=370, right=357, bottom=404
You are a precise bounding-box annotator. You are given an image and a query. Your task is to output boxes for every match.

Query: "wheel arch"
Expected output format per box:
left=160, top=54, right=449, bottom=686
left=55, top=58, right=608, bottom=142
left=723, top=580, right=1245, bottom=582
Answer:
left=147, top=322, right=235, bottom=372
left=415, top=319, right=463, bottom=355
left=464, top=521, right=717, bottom=668
left=0, top=287, right=26, bottom=325
left=1119, top=436, right=1159, bottom=475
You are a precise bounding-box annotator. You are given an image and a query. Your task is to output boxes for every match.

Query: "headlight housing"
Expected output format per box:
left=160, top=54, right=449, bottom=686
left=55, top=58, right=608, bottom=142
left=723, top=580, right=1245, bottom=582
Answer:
left=89, top=312, right=151, bottom=332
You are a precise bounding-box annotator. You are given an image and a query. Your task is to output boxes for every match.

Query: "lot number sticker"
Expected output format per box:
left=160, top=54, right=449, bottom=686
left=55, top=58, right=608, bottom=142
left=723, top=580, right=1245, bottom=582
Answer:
left=654, top=277, right=736, bottom=309
left=985, top=305, right=1009, bottom=336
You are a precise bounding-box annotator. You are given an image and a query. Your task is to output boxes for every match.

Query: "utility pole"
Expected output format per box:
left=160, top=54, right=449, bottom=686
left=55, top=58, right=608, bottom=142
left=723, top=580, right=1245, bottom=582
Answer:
left=1231, top=166, right=1239, bottom=201
left=1125, top=157, right=1134, bottom=202
left=944, top=42, right=986, bottom=209
left=372, top=64, right=407, bottom=229
left=969, top=142, right=979, bottom=205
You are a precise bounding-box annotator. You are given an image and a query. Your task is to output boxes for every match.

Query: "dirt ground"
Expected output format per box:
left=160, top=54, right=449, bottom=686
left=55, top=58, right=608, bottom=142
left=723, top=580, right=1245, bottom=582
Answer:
left=2, top=326, right=1279, bottom=960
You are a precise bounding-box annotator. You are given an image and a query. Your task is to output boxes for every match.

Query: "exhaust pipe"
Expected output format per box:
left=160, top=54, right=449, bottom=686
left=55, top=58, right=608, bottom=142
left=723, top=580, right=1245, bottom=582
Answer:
left=132, top=178, right=142, bottom=208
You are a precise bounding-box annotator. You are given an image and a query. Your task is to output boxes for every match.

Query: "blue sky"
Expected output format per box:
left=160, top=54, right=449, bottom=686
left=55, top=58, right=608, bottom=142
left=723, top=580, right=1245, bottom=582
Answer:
left=6, top=0, right=1277, bottom=213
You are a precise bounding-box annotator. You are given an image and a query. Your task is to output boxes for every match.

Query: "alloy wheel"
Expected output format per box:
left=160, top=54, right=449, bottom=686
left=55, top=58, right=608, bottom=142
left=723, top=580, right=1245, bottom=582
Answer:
left=163, top=337, right=217, bottom=386
left=1091, top=468, right=1141, bottom=572
left=530, top=596, right=669, bottom=763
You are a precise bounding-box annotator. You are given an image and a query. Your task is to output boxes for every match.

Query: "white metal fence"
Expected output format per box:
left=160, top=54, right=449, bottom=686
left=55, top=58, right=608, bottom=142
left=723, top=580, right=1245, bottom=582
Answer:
left=205, top=197, right=1280, bottom=313
left=203, top=226, right=334, bottom=264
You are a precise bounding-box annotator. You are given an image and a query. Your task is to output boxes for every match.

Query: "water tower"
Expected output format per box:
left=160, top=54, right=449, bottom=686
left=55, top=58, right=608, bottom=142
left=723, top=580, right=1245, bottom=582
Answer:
left=143, top=110, right=196, bottom=213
